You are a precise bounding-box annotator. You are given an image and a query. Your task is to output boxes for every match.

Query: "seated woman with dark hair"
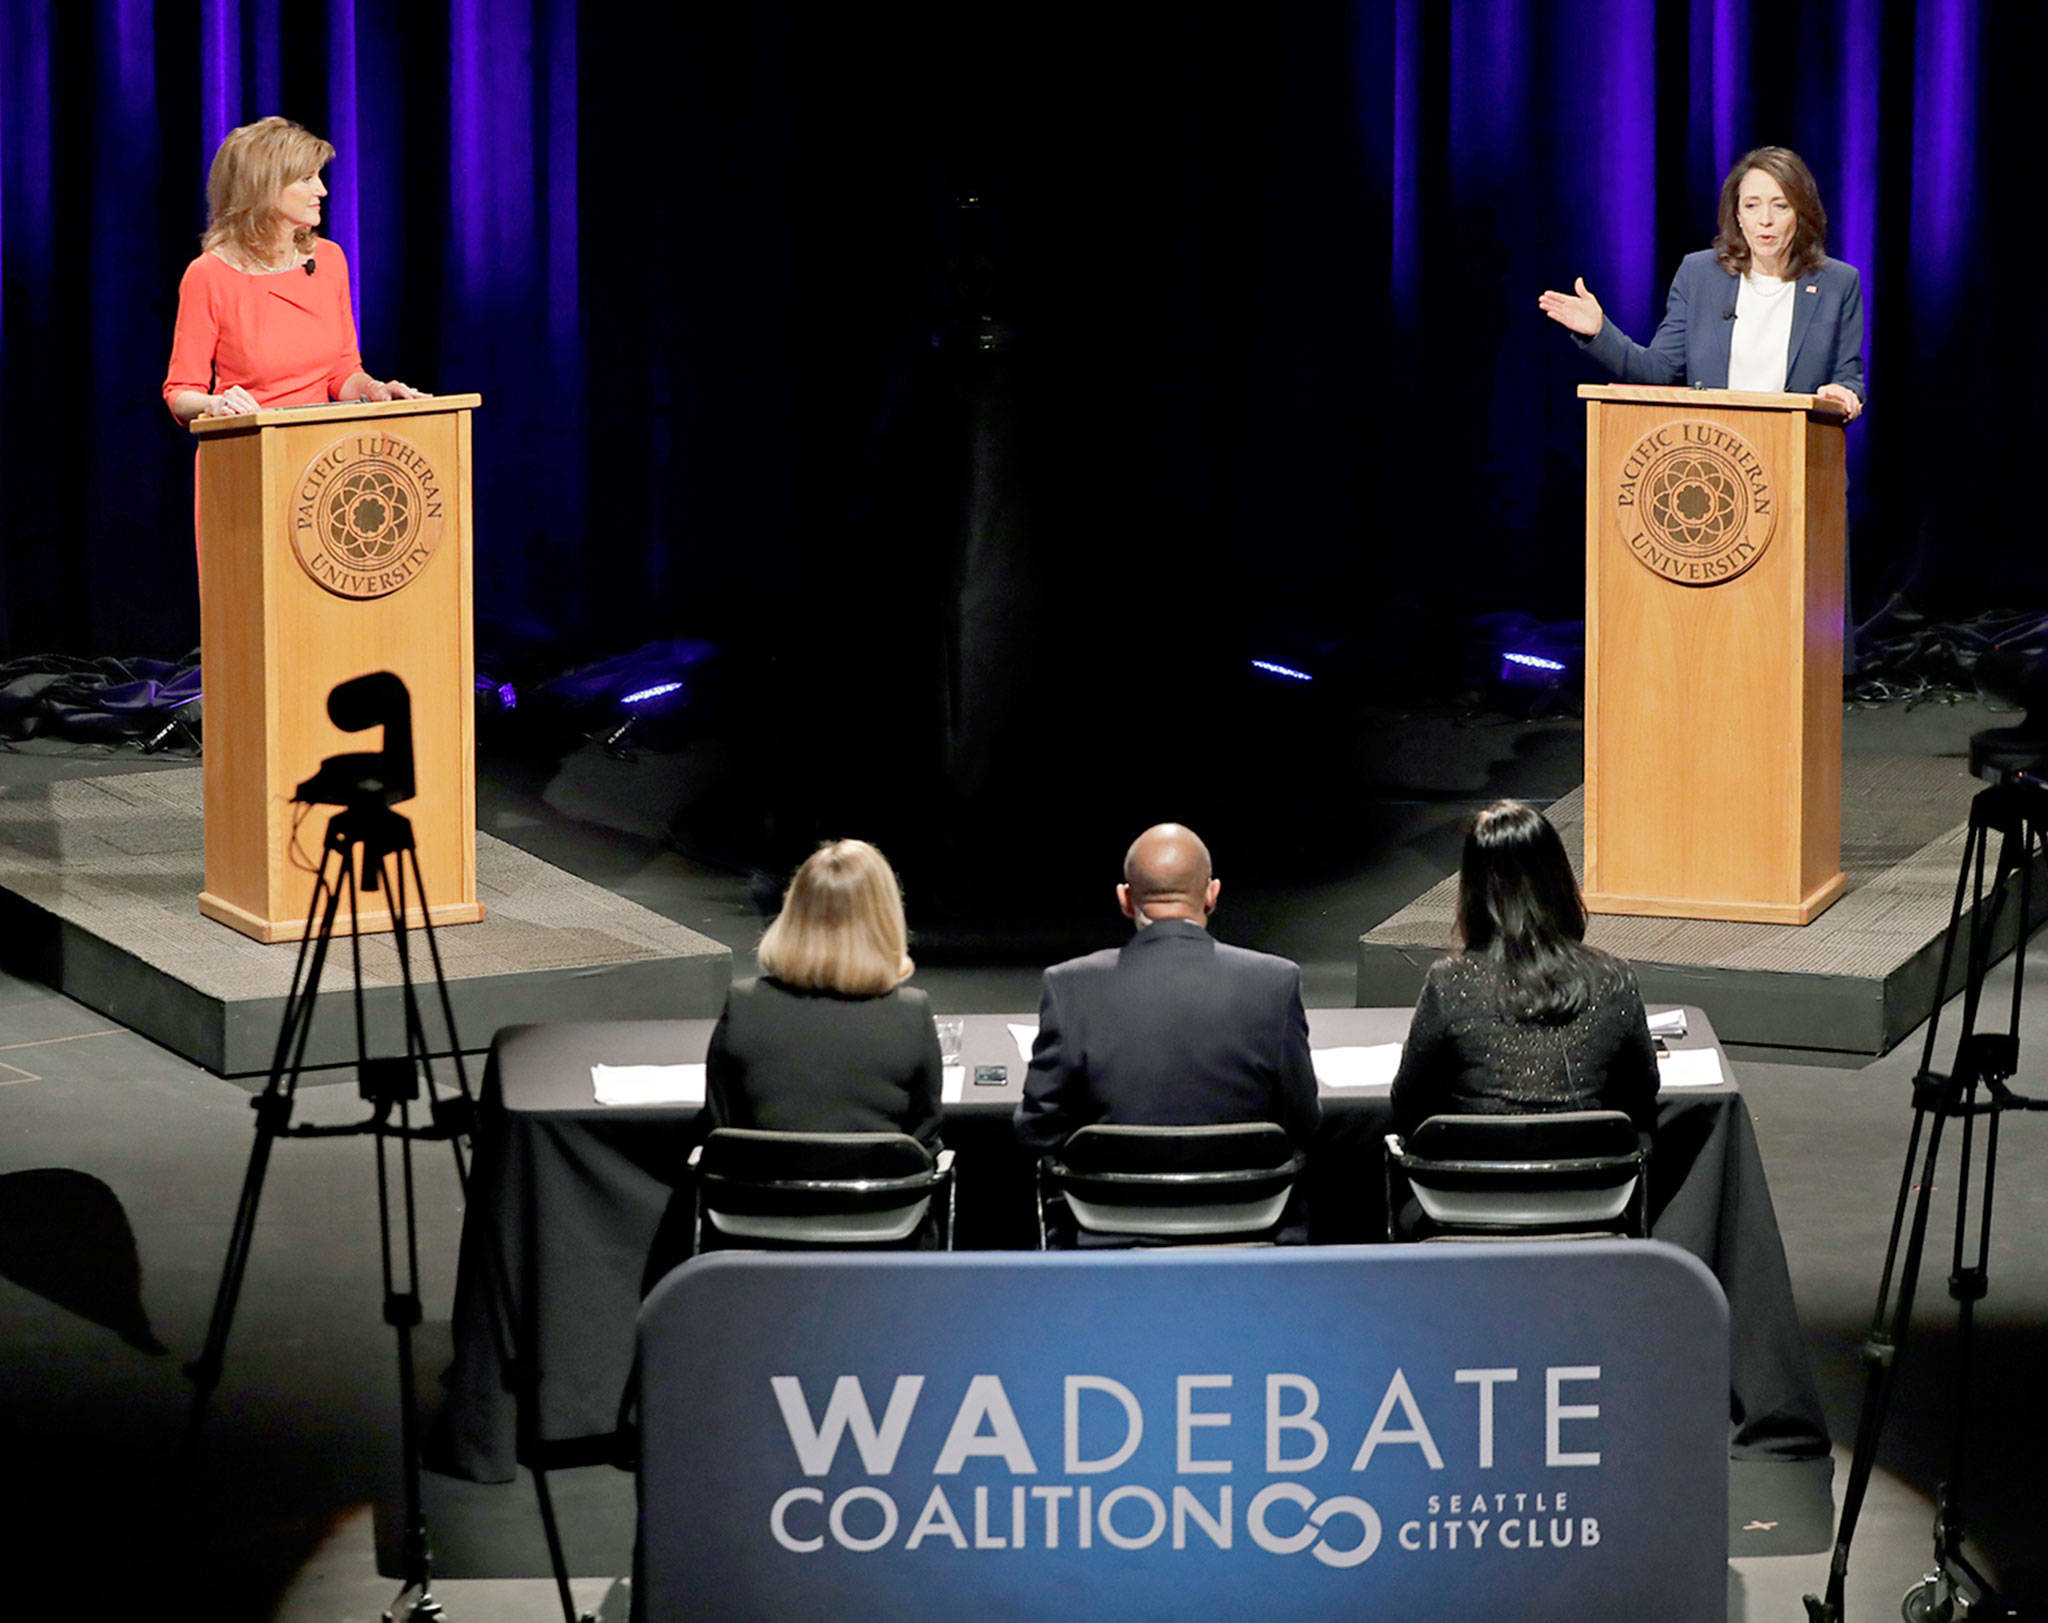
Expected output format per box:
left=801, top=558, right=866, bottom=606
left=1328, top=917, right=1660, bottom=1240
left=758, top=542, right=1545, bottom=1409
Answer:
left=1390, top=801, right=1657, bottom=1139
left=707, top=838, right=943, bottom=1146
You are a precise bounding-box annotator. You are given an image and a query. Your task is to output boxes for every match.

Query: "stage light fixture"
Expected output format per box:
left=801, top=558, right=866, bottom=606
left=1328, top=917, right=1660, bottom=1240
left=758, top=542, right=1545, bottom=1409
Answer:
left=1250, top=658, right=1313, bottom=683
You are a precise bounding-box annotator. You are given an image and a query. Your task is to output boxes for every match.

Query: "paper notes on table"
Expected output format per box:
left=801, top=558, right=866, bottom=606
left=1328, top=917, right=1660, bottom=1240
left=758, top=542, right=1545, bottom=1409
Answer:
left=1656, top=1049, right=1726, bottom=1089
left=1311, top=1045, right=1404, bottom=1089
left=943, top=1065, right=966, bottom=1104
left=1648, top=1008, right=1689, bottom=1037
left=592, top=1063, right=706, bottom=1107
left=1008, top=1024, right=1038, bottom=1064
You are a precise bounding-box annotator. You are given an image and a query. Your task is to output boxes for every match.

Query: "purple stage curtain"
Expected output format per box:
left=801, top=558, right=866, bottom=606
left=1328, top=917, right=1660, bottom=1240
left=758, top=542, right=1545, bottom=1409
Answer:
left=0, top=0, right=2025, bottom=661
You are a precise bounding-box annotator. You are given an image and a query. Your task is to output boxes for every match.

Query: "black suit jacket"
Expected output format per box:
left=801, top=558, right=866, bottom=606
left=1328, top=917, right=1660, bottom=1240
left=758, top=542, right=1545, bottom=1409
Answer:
left=706, top=976, right=944, bottom=1146
left=1013, top=918, right=1320, bottom=1153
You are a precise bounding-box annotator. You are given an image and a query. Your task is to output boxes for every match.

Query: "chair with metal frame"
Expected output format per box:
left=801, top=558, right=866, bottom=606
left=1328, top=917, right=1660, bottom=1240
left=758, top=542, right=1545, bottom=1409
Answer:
left=1383, top=1110, right=1649, bottom=1241
left=688, top=1128, right=955, bottom=1253
left=1035, top=1122, right=1306, bottom=1247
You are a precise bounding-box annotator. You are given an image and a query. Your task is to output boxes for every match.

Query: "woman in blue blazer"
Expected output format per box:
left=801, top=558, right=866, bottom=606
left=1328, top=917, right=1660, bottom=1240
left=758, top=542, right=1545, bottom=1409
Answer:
left=1540, top=146, right=1864, bottom=419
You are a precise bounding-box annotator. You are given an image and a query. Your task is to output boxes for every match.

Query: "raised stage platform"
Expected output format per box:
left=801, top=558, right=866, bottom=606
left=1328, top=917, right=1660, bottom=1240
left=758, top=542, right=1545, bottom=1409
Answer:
left=0, top=767, right=730, bottom=1076
left=1358, top=755, right=2023, bottom=1056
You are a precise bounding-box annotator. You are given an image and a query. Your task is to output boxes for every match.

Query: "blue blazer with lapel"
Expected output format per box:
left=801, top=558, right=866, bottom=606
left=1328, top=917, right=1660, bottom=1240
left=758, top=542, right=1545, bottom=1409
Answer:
left=1580, top=248, right=1865, bottom=401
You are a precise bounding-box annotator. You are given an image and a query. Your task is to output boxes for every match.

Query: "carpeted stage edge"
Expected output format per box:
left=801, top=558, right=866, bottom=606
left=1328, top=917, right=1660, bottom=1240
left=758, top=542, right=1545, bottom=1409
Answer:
left=1358, top=757, right=2021, bottom=1056
left=0, top=768, right=730, bottom=1076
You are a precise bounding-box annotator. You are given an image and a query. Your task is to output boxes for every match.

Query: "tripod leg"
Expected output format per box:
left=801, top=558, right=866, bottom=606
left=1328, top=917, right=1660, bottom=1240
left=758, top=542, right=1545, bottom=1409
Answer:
left=1928, top=1092, right=2003, bottom=1612
left=530, top=1464, right=592, bottom=1623
left=184, top=844, right=351, bottom=1436
left=1808, top=1094, right=1956, bottom=1620
left=376, top=1085, right=443, bottom=1618
left=1914, top=805, right=1992, bottom=1079
left=389, top=850, right=470, bottom=1189
left=379, top=843, right=593, bottom=1623
left=395, top=846, right=481, bottom=1191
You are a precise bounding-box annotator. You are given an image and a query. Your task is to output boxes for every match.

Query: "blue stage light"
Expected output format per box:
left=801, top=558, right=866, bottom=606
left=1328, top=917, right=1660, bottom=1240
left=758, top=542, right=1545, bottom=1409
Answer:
left=1503, top=651, right=1567, bottom=673
left=1251, top=659, right=1313, bottom=683
left=621, top=680, right=686, bottom=705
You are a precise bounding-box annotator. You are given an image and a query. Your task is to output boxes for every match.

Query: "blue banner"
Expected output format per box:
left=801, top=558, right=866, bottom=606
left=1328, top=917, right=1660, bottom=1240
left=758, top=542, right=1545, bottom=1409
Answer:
left=637, top=1243, right=1727, bottom=1622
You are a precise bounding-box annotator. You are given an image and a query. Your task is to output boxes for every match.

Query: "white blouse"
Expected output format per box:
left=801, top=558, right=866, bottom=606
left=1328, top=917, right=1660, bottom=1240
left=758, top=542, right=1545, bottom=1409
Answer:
left=1727, top=270, right=1797, bottom=393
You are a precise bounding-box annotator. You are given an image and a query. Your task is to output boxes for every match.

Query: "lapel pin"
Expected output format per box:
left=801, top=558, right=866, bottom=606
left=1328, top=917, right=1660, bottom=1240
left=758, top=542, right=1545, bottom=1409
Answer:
left=1806, top=285, right=1818, bottom=293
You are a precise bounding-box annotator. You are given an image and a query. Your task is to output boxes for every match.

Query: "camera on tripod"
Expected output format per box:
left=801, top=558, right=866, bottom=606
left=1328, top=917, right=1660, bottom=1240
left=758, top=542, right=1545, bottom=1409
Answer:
left=189, top=669, right=512, bottom=1623
left=1968, top=642, right=2048, bottom=787
left=1809, top=644, right=2048, bottom=1623
left=293, top=670, right=416, bottom=811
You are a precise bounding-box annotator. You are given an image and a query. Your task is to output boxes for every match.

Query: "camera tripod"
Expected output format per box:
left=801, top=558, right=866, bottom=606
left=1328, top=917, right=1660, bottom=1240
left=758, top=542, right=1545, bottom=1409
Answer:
left=184, top=798, right=593, bottom=1623
left=1807, top=772, right=2048, bottom=1623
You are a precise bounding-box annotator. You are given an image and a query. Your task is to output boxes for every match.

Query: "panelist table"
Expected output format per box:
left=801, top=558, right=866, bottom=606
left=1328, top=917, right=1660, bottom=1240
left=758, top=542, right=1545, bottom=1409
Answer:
left=433, top=1007, right=1827, bottom=1484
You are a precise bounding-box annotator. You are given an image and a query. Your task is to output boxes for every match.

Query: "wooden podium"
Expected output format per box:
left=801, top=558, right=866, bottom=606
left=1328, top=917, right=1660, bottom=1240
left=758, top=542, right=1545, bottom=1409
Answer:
left=1580, top=384, right=1847, bottom=925
left=191, top=395, right=486, bottom=943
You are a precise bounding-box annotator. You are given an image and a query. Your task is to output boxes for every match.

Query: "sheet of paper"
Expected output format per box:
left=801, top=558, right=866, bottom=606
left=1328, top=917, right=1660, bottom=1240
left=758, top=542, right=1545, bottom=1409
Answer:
left=1648, top=1008, right=1689, bottom=1037
left=1008, top=1023, right=1038, bottom=1065
left=1312, top=1044, right=1404, bottom=1089
left=591, top=1062, right=705, bottom=1107
left=1656, top=1048, right=1726, bottom=1089
left=942, top=1065, right=965, bottom=1105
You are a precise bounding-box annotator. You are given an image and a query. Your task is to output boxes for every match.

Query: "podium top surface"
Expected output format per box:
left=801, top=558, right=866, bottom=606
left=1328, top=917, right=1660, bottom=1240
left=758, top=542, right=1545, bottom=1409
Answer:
left=188, top=392, right=482, bottom=436
left=1578, top=383, right=1847, bottom=419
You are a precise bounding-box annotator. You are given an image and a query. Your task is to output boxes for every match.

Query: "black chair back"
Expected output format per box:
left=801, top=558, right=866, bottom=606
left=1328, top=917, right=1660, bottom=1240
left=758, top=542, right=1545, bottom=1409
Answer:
left=692, top=1128, right=953, bottom=1251
left=1040, top=1122, right=1304, bottom=1244
left=1385, top=1110, right=1648, bottom=1240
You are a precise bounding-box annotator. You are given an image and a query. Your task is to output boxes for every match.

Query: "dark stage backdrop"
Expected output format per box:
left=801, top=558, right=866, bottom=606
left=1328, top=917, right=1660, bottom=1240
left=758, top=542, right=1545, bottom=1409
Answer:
left=0, top=0, right=2027, bottom=841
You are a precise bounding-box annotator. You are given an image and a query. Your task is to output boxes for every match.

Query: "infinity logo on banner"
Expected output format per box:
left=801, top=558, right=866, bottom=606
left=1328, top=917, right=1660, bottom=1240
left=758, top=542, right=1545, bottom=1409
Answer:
left=636, top=1244, right=1727, bottom=1622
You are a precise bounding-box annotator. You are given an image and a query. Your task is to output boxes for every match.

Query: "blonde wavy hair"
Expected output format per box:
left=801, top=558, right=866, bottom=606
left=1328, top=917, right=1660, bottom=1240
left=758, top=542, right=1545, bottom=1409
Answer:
left=757, top=839, right=915, bottom=996
left=201, top=117, right=334, bottom=262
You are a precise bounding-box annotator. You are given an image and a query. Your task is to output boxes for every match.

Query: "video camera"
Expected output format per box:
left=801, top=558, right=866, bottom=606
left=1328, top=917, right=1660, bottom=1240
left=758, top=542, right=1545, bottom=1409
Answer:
left=292, top=671, right=416, bottom=809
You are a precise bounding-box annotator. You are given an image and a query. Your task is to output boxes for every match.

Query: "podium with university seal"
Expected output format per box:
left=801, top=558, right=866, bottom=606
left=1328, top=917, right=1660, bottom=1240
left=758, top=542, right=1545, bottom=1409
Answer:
left=190, top=394, right=485, bottom=943
left=1579, top=384, right=1848, bottom=925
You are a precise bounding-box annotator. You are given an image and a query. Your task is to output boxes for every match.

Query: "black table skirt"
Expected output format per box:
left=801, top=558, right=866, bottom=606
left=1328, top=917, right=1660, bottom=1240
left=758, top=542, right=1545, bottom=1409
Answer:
left=431, top=1012, right=1828, bottom=1482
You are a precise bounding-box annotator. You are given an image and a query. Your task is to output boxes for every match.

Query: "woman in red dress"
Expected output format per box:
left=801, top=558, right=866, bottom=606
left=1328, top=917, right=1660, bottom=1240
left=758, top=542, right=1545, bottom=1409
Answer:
left=163, top=116, right=423, bottom=425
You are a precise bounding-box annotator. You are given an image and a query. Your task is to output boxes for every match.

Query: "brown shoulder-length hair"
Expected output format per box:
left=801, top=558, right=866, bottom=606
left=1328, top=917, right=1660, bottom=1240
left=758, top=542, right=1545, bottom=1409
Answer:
left=1713, top=146, right=1828, bottom=279
left=757, top=839, right=915, bottom=996
left=201, top=117, right=334, bottom=263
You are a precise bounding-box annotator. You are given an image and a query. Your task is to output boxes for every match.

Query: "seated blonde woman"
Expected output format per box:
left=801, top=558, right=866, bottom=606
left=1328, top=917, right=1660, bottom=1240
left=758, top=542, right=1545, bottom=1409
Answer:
left=706, top=838, right=943, bottom=1145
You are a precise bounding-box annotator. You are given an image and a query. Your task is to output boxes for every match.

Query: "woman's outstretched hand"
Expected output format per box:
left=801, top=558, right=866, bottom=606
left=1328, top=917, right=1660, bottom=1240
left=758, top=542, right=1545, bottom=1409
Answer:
left=1537, top=277, right=1604, bottom=338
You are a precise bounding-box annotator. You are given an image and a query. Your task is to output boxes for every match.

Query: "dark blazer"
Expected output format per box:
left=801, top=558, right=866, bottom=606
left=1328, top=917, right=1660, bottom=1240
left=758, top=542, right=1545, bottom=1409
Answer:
left=706, top=976, right=943, bottom=1146
left=1013, top=918, right=1321, bottom=1153
left=1580, top=248, right=1865, bottom=402
left=1388, top=954, right=1659, bottom=1139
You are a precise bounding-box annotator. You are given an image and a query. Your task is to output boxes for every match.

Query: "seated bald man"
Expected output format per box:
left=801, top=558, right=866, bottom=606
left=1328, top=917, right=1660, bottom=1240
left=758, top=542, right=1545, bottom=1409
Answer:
left=1013, top=823, right=1320, bottom=1154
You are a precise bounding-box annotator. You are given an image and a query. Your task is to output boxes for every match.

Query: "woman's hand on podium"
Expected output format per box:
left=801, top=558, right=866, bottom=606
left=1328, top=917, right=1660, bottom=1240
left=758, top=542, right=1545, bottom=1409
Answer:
left=204, top=385, right=262, bottom=417
left=1814, top=383, right=1862, bottom=421
left=345, top=374, right=434, bottom=404
left=1537, top=277, right=1605, bottom=338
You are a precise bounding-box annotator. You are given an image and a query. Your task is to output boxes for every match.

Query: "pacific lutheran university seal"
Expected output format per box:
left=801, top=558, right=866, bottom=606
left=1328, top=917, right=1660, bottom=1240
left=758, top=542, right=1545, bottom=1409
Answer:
left=1614, top=419, right=1775, bottom=586
left=290, top=432, right=446, bottom=599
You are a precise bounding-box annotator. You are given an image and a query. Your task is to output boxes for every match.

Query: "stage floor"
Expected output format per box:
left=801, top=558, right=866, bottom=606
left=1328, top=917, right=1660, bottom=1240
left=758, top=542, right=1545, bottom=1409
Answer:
left=1357, top=755, right=2014, bottom=1055
left=0, top=766, right=730, bottom=1076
